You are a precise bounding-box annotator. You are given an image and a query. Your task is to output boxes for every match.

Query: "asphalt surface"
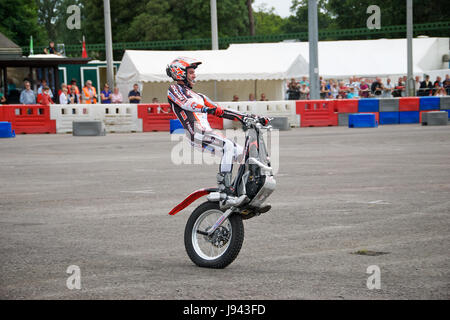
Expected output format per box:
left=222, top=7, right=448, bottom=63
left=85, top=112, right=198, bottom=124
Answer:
left=0, top=124, right=449, bottom=300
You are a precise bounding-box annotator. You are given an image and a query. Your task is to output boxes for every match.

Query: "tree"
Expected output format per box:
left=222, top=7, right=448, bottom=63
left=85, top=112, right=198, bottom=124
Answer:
left=0, top=0, right=47, bottom=46
left=283, top=0, right=336, bottom=36
left=253, top=4, right=287, bottom=36
left=327, top=0, right=450, bottom=39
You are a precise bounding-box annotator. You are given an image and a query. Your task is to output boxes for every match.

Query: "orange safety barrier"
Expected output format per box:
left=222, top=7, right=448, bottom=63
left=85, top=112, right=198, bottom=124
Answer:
left=137, top=104, right=223, bottom=132
left=0, top=104, right=56, bottom=134
left=295, top=100, right=336, bottom=127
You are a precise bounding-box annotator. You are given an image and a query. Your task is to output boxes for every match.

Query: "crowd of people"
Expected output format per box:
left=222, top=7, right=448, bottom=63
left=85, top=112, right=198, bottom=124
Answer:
left=2, top=79, right=148, bottom=106
left=286, top=74, right=450, bottom=100
left=3, top=74, right=449, bottom=106
left=231, top=92, right=269, bottom=102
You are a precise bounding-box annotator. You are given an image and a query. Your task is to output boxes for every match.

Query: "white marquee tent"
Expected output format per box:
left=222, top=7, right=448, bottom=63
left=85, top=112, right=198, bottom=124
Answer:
left=116, top=37, right=449, bottom=103
left=116, top=43, right=309, bottom=103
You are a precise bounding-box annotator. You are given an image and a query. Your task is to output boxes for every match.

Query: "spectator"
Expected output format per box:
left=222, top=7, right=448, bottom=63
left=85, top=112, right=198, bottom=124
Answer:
left=231, top=94, right=239, bottom=102
left=336, top=94, right=344, bottom=99
left=37, top=86, right=54, bottom=105
left=419, top=75, right=433, bottom=96
left=44, top=41, right=60, bottom=55
left=82, top=80, right=97, bottom=104
left=248, top=93, right=256, bottom=101
left=330, top=82, right=339, bottom=99
left=111, top=87, right=123, bottom=104
left=68, top=85, right=81, bottom=104
left=128, top=84, right=141, bottom=103
left=392, top=77, right=405, bottom=97
left=59, top=86, right=70, bottom=104
left=434, top=87, right=447, bottom=97
left=101, top=83, right=112, bottom=104
left=444, top=74, right=450, bottom=95
left=68, top=79, right=80, bottom=95
left=360, top=79, right=370, bottom=98
left=57, top=83, right=67, bottom=99
left=320, top=81, right=330, bottom=99
left=299, top=84, right=309, bottom=99
left=414, top=76, right=421, bottom=96
left=37, top=79, right=53, bottom=99
left=383, top=78, right=394, bottom=98
left=287, top=78, right=300, bottom=100
left=0, top=90, right=6, bottom=104
left=152, top=97, right=159, bottom=103
left=432, top=76, right=442, bottom=96
left=19, top=81, right=36, bottom=104
left=371, top=77, right=383, bottom=96
left=347, top=87, right=359, bottom=99
left=260, top=93, right=268, bottom=101
left=338, top=81, right=349, bottom=98
left=299, top=76, right=309, bottom=87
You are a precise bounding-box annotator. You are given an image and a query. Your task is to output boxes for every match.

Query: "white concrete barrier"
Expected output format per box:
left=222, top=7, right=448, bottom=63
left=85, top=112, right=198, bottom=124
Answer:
left=50, top=104, right=101, bottom=133
left=51, top=104, right=142, bottom=133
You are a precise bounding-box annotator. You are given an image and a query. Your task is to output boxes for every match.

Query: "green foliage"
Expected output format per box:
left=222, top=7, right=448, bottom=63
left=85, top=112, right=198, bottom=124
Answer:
left=0, top=0, right=47, bottom=46
left=253, top=5, right=286, bottom=35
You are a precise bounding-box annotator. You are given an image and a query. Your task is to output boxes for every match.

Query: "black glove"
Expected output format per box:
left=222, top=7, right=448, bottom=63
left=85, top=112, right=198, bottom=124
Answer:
left=259, top=117, right=270, bottom=126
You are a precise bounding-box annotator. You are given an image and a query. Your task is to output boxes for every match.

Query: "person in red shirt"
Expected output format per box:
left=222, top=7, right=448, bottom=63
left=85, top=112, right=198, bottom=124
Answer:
left=37, top=86, right=54, bottom=105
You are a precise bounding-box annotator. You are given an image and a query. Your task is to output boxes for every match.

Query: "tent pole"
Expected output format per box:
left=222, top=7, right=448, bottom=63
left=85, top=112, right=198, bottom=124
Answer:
left=406, top=0, right=414, bottom=97
left=104, top=0, right=115, bottom=90
left=308, top=0, right=320, bottom=100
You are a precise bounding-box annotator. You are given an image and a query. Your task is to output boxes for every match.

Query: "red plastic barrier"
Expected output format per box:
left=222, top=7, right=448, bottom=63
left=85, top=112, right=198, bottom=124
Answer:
left=296, top=100, right=336, bottom=127
left=359, top=112, right=379, bottom=123
left=0, top=104, right=56, bottom=134
left=138, top=104, right=176, bottom=132
left=399, top=97, right=420, bottom=111
left=334, top=99, right=359, bottom=113
left=137, top=104, right=223, bottom=132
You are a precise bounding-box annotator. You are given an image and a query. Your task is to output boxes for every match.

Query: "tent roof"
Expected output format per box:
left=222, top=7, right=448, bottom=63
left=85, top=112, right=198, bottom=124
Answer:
left=116, top=37, right=449, bottom=83
left=116, top=43, right=309, bottom=83
left=230, top=37, right=449, bottom=78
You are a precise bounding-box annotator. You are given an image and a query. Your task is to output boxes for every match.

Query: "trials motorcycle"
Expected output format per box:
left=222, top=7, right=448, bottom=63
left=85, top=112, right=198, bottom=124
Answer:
left=168, top=109, right=276, bottom=268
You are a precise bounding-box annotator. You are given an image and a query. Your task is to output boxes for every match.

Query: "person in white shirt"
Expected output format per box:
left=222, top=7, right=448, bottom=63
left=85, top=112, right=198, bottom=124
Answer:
left=383, top=78, right=394, bottom=98
left=59, top=86, right=69, bottom=104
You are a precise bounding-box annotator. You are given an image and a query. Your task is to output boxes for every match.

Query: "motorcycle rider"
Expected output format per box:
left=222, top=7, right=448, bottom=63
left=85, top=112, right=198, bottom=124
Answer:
left=166, top=57, right=268, bottom=197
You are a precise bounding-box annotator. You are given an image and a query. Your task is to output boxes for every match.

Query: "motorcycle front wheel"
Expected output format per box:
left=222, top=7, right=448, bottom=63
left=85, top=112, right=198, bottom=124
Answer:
left=184, top=201, right=244, bottom=269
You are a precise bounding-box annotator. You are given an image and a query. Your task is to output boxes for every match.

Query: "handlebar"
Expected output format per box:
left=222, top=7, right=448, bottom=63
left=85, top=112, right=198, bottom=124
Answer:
left=222, top=109, right=272, bottom=129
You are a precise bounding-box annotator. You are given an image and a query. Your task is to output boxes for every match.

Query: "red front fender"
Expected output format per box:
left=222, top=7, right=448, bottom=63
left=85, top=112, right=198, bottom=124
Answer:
left=168, top=188, right=218, bottom=215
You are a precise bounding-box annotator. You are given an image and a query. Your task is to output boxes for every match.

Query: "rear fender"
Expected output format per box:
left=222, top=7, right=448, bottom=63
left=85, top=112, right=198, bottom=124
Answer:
left=168, top=188, right=218, bottom=215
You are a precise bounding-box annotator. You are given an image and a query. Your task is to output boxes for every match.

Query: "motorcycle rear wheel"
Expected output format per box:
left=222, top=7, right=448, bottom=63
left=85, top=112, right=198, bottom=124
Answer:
left=184, top=201, right=244, bottom=269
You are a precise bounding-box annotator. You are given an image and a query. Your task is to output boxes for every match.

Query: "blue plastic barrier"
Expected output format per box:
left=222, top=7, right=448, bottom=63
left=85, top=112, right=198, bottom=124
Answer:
left=170, top=119, right=184, bottom=134
left=358, top=99, right=379, bottom=112
left=379, top=112, right=400, bottom=125
left=399, top=111, right=419, bottom=124
left=348, top=113, right=378, bottom=128
left=0, top=121, right=15, bottom=138
left=419, top=96, right=440, bottom=110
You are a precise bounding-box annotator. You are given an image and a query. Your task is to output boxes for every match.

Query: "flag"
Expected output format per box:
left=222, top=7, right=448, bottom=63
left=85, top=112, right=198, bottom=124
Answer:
left=82, top=35, right=88, bottom=58
left=30, top=36, right=33, bottom=55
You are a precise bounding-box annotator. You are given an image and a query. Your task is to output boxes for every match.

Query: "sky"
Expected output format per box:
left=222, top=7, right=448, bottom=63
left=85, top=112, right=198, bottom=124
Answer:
left=252, top=0, right=294, bottom=18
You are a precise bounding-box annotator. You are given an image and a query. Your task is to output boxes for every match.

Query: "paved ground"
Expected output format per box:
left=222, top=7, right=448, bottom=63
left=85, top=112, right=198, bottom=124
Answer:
left=0, top=124, right=449, bottom=300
